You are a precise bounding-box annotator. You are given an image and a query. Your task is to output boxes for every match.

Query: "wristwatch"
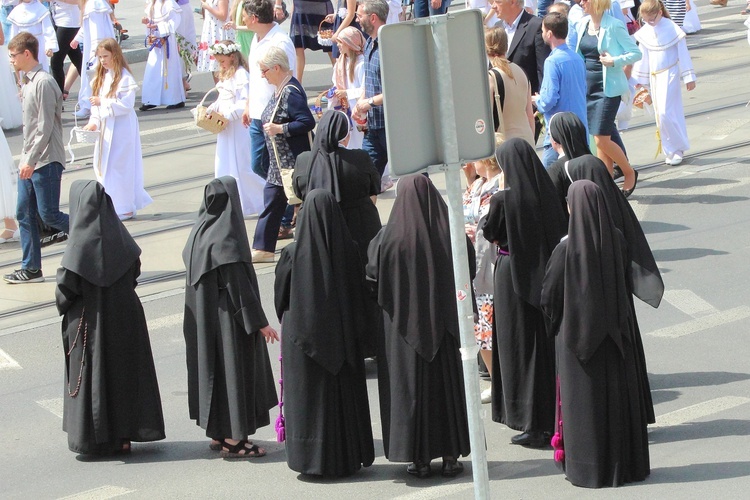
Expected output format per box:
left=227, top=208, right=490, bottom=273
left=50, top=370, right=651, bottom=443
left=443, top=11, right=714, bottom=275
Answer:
left=368, top=97, right=375, bottom=107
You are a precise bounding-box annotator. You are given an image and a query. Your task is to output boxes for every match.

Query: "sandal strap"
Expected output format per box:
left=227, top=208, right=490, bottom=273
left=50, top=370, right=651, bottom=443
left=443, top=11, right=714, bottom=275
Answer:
left=221, top=439, right=248, bottom=454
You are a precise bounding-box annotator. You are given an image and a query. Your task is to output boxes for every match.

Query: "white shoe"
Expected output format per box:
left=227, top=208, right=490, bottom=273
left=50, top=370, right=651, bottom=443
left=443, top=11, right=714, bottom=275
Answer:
left=481, top=387, right=492, bottom=404
left=73, top=108, right=90, bottom=119
left=664, top=154, right=673, bottom=165
left=118, top=212, right=134, bottom=221
left=252, top=249, right=275, bottom=263
left=671, top=152, right=683, bottom=166
left=0, top=229, right=20, bottom=244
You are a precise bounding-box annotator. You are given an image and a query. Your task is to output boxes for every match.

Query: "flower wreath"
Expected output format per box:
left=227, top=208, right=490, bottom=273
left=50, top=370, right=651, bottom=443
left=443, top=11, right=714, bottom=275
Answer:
left=209, top=43, right=242, bottom=56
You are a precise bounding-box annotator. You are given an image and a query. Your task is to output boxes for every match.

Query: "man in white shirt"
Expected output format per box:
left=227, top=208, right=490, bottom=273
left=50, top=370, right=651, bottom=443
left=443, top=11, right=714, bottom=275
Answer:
left=241, top=0, right=296, bottom=180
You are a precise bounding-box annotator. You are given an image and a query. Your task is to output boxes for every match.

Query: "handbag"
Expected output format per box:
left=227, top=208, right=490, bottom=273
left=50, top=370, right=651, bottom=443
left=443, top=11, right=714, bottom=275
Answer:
left=193, top=88, right=229, bottom=134
left=268, top=84, right=309, bottom=205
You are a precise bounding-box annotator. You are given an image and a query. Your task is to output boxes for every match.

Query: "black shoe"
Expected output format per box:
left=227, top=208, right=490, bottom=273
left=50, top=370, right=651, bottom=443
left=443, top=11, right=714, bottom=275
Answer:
left=622, top=169, right=639, bottom=198
left=441, top=459, right=464, bottom=477
left=406, top=462, right=431, bottom=478
left=510, top=431, right=548, bottom=448
left=4, top=268, right=44, bottom=284
left=166, top=102, right=185, bottom=110
left=40, top=231, right=68, bottom=247
left=139, top=104, right=157, bottom=111
left=613, top=165, right=624, bottom=181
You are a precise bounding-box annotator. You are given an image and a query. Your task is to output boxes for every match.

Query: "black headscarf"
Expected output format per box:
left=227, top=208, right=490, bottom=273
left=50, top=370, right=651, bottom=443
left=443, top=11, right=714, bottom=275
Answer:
left=303, top=110, right=350, bottom=202
left=286, top=189, right=364, bottom=374
left=370, top=174, right=458, bottom=361
left=480, top=188, right=508, bottom=250
left=182, top=176, right=253, bottom=286
left=549, top=112, right=590, bottom=160
left=563, top=180, right=629, bottom=362
left=492, top=138, right=567, bottom=309
left=565, top=155, right=664, bottom=308
left=61, top=180, right=141, bottom=288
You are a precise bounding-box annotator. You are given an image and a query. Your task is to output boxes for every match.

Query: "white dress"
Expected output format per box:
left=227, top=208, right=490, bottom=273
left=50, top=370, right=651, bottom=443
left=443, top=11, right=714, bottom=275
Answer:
left=682, top=0, right=701, bottom=35
left=0, top=125, right=17, bottom=219
left=633, top=18, right=695, bottom=157
left=0, top=46, right=22, bottom=130
left=328, top=54, right=364, bottom=150
left=196, top=0, right=234, bottom=73
left=142, top=0, right=186, bottom=106
left=74, top=0, right=116, bottom=113
left=175, top=0, right=197, bottom=78
left=208, top=67, right=264, bottom=215
left=87, top=69, right=153, bottom=216
left=7, top=0, right=58, bottom=72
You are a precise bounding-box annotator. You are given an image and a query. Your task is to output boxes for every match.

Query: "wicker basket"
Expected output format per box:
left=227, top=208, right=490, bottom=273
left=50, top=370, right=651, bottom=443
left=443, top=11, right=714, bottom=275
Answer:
left=633, top=86, right=652, bottom=109
left=193, top=88, right=229, bottom=134
left=317, top=20, right=334, bottom=47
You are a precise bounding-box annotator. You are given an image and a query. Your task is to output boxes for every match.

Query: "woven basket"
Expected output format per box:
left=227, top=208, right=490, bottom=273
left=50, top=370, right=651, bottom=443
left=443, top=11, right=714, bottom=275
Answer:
left=317, top=20, right=334, bottom=46
left=193, top=88, right=229, bottom=134
left=633, top=86, right=652, bottom=109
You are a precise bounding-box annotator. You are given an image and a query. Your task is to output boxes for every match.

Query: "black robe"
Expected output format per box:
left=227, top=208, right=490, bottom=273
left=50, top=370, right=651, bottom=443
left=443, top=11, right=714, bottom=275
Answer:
left=366, top=174, right=471, bottom=464
left=547, top=112, right=591, bottom=220
left=541, top=180, right=650, bottom=488
left=182, top=177, right=277, bottom=440
left=483, top=139, right=567, bottom=434
left=274, top=189, right=374, bottom=477
left=56, top=181, right=165, bottom=454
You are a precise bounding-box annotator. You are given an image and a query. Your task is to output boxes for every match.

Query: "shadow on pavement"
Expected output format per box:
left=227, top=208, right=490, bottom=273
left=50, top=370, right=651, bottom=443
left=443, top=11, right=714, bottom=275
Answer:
left=649, top=419, right=750, bottom=445
left=640, top=221, right=691, bottom=234
left=651, top=248, right=728, bottom=262
left=649, top=371, right=750, bottom=391
left=648, top=460, right=750, bottom=483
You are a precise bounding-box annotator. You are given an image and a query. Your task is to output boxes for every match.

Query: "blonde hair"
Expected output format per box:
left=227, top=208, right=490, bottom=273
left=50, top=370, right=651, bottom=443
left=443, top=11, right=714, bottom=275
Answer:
left=91, top=38, right=132, bottom=99
left=589, top=0, right=612, bottom=17
left=639, top=0, right=671, bottom=19
left=485, top=27, right=514, bottom=81
left=214, top=40, right=248, bottom=80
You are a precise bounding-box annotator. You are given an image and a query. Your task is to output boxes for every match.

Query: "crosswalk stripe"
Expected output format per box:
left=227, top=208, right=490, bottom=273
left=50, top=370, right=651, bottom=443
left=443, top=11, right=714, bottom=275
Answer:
left=648, top=305, right=750, bottom=338
left=663, top=289, right=718, bottom=317
left=653, top=396, right=750, bottom=428
left=57, top=486, right=134, bottom=500
left=36, top=398, right=64, bottom=419
left=0, top=348, right=21, bottom=370
left=149, top=313, right=183, bottom=331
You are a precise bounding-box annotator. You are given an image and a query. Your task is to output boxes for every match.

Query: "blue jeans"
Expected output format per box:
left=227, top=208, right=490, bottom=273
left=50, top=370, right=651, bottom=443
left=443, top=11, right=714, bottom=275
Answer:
left=250, top=119, right=269, bottom=180
left=362, top=128, right=388, bottom=178
left=414, top=0, right=452, bottom=18
left=17, top=162, right=69, bottom=271
left=542, top=144, right=559, bottom=169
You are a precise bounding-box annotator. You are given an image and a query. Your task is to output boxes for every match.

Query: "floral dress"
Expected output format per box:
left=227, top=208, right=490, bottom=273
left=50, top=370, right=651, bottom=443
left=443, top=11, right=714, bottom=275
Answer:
left=196, top=0, right=235, bottom=73
left=261, top=87, right=297, bottom=187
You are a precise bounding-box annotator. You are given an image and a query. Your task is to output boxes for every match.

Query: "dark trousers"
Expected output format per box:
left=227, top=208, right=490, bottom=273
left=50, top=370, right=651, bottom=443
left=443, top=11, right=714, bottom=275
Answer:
left=253, top=183, right=288, bottom=253
left=51, top=27, right=83, bottom=93
left=362, top=127, right=388, bottom=177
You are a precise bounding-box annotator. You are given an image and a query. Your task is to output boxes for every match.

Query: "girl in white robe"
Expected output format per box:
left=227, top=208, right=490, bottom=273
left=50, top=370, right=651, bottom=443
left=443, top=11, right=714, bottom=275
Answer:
left=633, top=0, right=696, bottom=166
left=0, top=41, right=23, bottom=130
left=328, top=27, right=364, bottom=149
left=0, top=125, right=19, bottom=243
left=71, top=0, right=116, bottom=117
left=83, top=38, right=152, bottom=219
left=140, top=0, right=185, bottom=109
left=7, top=0, right=58, bottom=71
left=207, top=40, right=264, bottom=216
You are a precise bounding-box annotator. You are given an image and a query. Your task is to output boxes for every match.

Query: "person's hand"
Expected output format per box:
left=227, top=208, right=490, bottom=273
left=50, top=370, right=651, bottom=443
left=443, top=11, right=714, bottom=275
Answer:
left=263, top=122, right=283, bottom=136
left=531, top=92, right=539, bottom=104
left=142, top=16, right=149, bottom=24
left=465, top=223, right=476, bottom=244
left=70, top=39, right=79, bottom=49
left=83, top=123, right=97, bottom=131
left=274, top=5, right=286, bottom=22
left=599, top=52, right=615, bottom=67
left=355, top=97, right=370, bottom=115
left=335, top=89, right=348, bottom=106
left=685, top=0, right=691, bottom=11
left=89, top=96, right=101, bottom=106
left=45, top=49, right=53, bottom=57
left=260, top=325, right=279, bottom=343
left=224, top=21, right=236, bottom=29
left=686, top=81, right=696, bottom=91
left=241, top=109, right=250, bottom=128
left=19, top=164, right=34, bottom=180
left=323, top=13, right=335, bottom=23
left=430, top=0, right=441, bottom=9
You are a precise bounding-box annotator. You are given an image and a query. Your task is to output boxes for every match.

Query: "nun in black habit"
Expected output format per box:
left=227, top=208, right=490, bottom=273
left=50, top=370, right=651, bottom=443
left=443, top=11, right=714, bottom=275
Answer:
left=546, top=112, right=591, bottom=217
left=183, top=176, right=278, bottom=458
left=366, top=174, right=471, bottom=478
left=274, top=189, right=374, bottom=477
left=56, top=180, right=165, bottom=455
left=541, top=180, right=650, bottom=488
left=550, top=154, right=664, bottom=423
left=481, top=138, right=567, bottom=447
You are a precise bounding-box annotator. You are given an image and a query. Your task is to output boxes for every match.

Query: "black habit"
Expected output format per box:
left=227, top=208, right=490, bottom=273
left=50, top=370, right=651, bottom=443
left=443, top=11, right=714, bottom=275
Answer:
left=182, top=176, right=277, bottom=441
left=541, top=180, right=650, bottom=488
left=274, top=189, right=374, bottom=477
left=56, top=181, right=165, bottom=454
left=366, top=174, right=470, bottom=465
left=483, top=138, right=567, bottom=434
left=547, top=112, right=591, bottom=218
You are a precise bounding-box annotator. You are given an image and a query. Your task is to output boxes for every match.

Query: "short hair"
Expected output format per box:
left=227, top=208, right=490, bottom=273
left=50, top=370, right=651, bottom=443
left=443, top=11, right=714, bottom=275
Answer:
left=361, top=0, right=389, bottom=24
left=259, top=45, right=290, bottom=72
left=543, top=12, right=568, bottom=40
left=547, top=1, right=570, bottom=15
left=243, top=0, right=274, bottom=24
left=8, top=32, right=39, bottom=62
left=588, top=0, right=611, bottom=17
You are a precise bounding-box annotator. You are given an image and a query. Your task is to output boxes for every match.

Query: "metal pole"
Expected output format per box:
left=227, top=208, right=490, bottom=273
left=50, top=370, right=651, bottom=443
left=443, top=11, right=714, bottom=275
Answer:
left=429, top=15, right=490, bottom=499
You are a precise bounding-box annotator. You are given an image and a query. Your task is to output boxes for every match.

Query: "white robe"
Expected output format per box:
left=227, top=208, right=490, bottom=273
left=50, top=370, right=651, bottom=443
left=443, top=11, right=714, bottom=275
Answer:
left=0, top=46, right=23, bottom=130
left=633, top=18, right=695, bottom=157
left=208, top=67, right=264, bottom=216
left=141, top=0, right=185, bottom=106
left=0, top=127, right=17, bottom=219
left=328, top=54, right=364, bottom=150
left=7, top=0, right=58, bottom=72
left=74, top=0, right=116, bottom=112
left=175, top=0, right=197, bottom=79
left=87, top=69, right=153, bottom=216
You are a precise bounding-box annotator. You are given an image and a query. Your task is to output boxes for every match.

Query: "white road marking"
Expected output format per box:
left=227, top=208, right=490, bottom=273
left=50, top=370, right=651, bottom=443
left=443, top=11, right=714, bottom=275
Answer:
left=662, top=289, right=717, bottom=317
left=706, top=119, right=750, bottom=141
left=57, top=486, right=134, bottom=500
left=653, top=396, right=750, bottom=428
left=0, top=348, right=21, bottom=369
left=149, top=313, right=183, bottom=331
left=648, top=305, right=750, bottom=338
left=36, top=398, right=64, bottom=419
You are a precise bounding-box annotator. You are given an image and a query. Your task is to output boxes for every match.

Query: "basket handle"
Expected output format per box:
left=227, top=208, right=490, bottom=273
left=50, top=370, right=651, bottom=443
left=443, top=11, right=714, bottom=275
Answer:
left=199, top=87, right=220, bottom=107
left=319, top=19, right=333, bottom=31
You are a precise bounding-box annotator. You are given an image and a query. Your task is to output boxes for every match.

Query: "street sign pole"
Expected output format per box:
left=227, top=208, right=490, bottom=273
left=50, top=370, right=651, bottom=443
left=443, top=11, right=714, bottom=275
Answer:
left=421, top=15, right=491, bottom=499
